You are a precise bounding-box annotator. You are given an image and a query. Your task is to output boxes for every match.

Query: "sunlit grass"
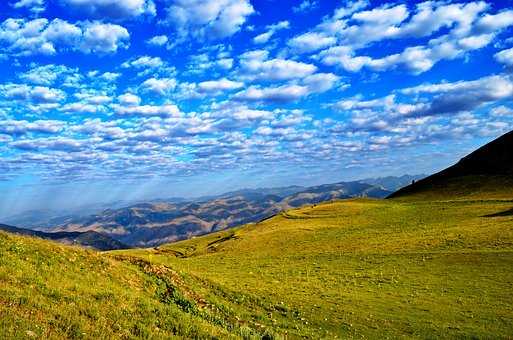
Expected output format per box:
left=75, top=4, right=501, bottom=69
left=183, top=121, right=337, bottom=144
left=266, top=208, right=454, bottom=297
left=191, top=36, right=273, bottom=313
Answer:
left=119, top=198, right=513, bottom=338
left=1, top=196, right=512, bottom=338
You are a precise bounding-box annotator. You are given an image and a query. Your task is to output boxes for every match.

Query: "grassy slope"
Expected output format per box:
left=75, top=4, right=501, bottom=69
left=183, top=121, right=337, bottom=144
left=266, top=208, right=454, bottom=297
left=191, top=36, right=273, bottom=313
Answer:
left=117, top=198, right=513, bottom=339
left=2, top=196, right=513, bottom=338
left=0, top=231, right=273, bottom=339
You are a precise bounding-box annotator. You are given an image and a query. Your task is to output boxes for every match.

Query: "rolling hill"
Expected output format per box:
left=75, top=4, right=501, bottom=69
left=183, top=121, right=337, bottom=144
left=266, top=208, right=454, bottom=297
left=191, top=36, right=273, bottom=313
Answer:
left=389, top=130, right=513, bottom=200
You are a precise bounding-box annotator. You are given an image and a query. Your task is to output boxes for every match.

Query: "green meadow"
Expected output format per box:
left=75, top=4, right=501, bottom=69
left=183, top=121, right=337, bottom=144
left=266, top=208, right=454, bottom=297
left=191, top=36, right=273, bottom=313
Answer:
left=1, top=196, right=513, bottom=338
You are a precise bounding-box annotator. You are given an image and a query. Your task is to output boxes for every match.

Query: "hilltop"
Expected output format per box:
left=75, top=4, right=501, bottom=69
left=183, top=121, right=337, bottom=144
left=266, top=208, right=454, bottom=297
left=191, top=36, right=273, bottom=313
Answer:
left=389, top=131, right=513, bottom=200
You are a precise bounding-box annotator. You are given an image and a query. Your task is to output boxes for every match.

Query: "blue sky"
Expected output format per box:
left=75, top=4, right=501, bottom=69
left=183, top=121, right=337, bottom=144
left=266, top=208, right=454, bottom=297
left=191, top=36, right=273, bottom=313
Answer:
left=0, top=0, right=513, bottom=216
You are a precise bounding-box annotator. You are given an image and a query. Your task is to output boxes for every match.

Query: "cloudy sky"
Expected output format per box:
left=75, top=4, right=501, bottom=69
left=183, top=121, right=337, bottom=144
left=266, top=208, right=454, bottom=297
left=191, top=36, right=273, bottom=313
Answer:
left=1, top=0, right=512, bottom=216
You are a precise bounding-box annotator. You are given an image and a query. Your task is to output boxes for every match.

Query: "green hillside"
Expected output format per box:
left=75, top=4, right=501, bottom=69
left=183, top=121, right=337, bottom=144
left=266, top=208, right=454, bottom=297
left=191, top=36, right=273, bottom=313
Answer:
left=115, top=198, right=513, bottom=339
left=0, top=230, right=271, bottom=339
left=1, top=196, right=513, bottom=338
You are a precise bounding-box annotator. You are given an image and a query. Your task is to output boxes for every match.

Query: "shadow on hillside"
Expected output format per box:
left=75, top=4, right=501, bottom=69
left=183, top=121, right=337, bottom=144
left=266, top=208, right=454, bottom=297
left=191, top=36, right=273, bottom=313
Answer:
left=483, top=208, right=513, bottom=217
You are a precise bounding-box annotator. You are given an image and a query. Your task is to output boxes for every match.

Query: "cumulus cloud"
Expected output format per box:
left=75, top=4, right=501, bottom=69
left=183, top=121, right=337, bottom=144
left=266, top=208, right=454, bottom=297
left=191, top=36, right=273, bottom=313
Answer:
left=0, top=119, right=65, bottom=135
left=11, top=137, right=84, bottom=152
left=302, top=73, right=340, bottom=93
left=61, top=102, right=102, bottom=113
left=288, top=32, right=336, bottom=53
left=162, top=0, right=254, bottom=41
left=490, top=105, right=513, bottom=117
left=198, top=78, right=243, bottom=93
left=239, top=50, right=317, bottom=80
left=333, top=74, right=513, bottom=136
left=0, top=18, right=129, bottom=56
left=495, top=47, right=513, bottom=66
left=122, top=55, right=163, bottom=69
left=81, top=22, right=130, bottom=53
left=18, top=64, right=76, bottom=85
left=401, top=75, right=513, bottom=116
left=290, top=1, right=513, bottom=74
left=234, top=85, right=309, bottom=103
left=293, top=0, right=318, bottom=13
left=147, top=35, right=168, bottom=47
left=1, top=84, right=65, bottom=103
left=140, top=78, right=177, bottom=95
left=60, top=0, right=156, bottom=20
left=118, top=93, right=141, bottom=106
left=114, top=104, right=181, bottom=117
left=12, top=0, right=46, bottom=13
left=253, top=20, right=289, bottom=44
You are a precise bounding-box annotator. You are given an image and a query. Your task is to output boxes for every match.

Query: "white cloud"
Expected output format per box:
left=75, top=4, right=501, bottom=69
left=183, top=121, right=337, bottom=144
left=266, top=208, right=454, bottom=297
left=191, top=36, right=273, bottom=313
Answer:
left=12, top=0, right=45, bottom=13
left=290, top=1, right=513, bottom=74
left=99, top=72, right=121, bottom=81
left=490, top=105, right=513, bottom=117
left=234, top=85, right=309, bottom=103
left=253, top=20, right=289, bottom=44
left=11, top=137, right=85, bottom=152
left=352, top=4, right=408, bottom=25
left=0, top=119, right=65, bottom=135
left=1, top=84, right=65, bottom=103
left=198, top=78, right=244, bottom=93
left=84, top=95, right=112, bottom=104
left=123, top=56, right=163, bottom=69
left=288, top=32, right=336, bottom=53
left=477, top=9, right=513, bottom=32
left=18, top=64, right=75, bottom=85
left=118, top=93, right=141, bottom=106
left=495, top=47, right=513, bottom=66
left=217, top=58, right=234, bottom=69
left=60, top=0, right=156, bottom=20
left=0, top=18, right=129, bottom=56
left=293, top=0, right=318, bottom=13
left=233, top=108, right=273, bottom=120
left=240, top=51, right=317, bottom=80
left=302, top=73, right=340, bottom=93
left=140, top=78, right=177, bottom=95
left=334, top=74, right=513, bottom=129
left=320, top=32, right=496, bottom=74
left=115, top=104, right=181, bottom=117
left=147, top=35, right=168, bottom=47
left=81, top=22, right=130, bottom=53
left=61, top=102, right=100, bottom=113
left=163, top=0, right=254, bottom=41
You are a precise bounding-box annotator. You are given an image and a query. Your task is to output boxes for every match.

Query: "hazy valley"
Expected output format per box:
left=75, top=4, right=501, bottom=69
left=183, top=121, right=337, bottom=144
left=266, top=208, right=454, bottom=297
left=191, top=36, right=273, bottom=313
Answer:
left=4, top=176, right=421, bottom=248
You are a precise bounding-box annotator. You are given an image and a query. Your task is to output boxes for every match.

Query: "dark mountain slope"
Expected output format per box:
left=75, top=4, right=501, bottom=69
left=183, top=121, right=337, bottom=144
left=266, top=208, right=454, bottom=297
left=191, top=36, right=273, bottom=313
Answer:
left=0, top=224, right=129, bottom=250
left=388, top=130, right=513, bottom=200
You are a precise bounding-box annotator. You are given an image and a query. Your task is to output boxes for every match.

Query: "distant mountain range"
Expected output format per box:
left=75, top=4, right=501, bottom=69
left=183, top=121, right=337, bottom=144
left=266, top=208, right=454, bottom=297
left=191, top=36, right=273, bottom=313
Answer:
left=1, top=175, right=423, bottom=249
left=389, top=131, right=513, bottom=200
left=0, top=224, right=128, bottom=251
left=51, top=180, right=394, bottom=247
left=359, top=174, right=427, bottom=191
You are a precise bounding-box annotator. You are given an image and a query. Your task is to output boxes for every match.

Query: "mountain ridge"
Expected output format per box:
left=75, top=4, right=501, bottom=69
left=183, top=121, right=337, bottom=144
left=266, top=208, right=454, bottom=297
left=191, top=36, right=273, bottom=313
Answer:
left=53, top=180, right=393, bottom=247
left=0, top=224, right=129, bottom=251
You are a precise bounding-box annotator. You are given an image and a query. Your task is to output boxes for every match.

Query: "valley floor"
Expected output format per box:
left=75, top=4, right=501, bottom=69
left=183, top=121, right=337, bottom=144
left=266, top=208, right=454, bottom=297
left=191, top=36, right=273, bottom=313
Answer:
left=1, top=198, right=513, bottom=338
